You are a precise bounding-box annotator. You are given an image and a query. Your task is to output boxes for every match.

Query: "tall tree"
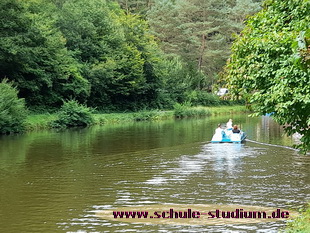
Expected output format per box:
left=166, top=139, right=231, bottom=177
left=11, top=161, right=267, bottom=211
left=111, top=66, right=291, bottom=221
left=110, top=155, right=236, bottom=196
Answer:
left=222, top=0, right=310, bottom=152
left=115, top=0, right=155, bottom=15
left=0, top=0, right=89, bottom=108
left=57, top=0, right=164, bottom=110
left=147, top=0, right=262, bottom=89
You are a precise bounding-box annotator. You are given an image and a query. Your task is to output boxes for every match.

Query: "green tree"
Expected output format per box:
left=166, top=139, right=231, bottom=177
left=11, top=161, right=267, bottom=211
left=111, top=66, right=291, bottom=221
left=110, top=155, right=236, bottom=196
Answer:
left=57, top=0, right=138, bottom=109
left=223, top=0, right=310, bottom=152
left=115, top=0, right=155, bottom=15
left=229, top=0, right=262, bottom=31
left=155, top=57, right=190, bottom=107
left=0, top=79, right=27, bottom=134
left=147, top=0, right=262, bottom=90
left=57, top=0, right=165, bottom=110
left=0, top=0, right=89, bottom=109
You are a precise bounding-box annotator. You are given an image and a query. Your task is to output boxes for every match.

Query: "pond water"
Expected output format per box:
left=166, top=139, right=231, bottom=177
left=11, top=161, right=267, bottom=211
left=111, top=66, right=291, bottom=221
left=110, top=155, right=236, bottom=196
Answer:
left=0, top=114, right=309, bottom=232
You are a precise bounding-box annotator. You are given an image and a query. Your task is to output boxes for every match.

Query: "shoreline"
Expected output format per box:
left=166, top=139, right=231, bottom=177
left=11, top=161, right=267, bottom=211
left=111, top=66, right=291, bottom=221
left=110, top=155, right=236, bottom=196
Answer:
left=24, top=105, right=249, bottom=132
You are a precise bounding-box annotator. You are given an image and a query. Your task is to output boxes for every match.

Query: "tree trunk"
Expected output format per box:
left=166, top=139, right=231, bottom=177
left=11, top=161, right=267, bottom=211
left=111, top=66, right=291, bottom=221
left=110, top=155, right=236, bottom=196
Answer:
left=125, top=0, right=129, bottom=14
left=198, top=34, right=206, bottom=71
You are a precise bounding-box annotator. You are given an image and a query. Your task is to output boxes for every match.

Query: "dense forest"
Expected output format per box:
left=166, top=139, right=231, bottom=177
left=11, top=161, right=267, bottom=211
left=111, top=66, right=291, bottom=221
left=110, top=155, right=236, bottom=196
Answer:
left=0, top=0, right=261, bottom=111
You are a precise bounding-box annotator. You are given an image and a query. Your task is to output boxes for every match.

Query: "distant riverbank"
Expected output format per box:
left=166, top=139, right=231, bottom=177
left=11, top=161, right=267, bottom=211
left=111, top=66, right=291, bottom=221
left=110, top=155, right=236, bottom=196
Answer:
left=24, top=105, right=249, bottom=131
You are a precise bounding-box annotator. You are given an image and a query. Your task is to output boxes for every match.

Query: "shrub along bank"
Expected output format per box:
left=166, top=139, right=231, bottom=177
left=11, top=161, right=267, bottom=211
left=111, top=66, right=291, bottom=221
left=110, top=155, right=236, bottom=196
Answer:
left=0, top=79, right=27, bottom=134
left=23, top=104, right=248, bottom=131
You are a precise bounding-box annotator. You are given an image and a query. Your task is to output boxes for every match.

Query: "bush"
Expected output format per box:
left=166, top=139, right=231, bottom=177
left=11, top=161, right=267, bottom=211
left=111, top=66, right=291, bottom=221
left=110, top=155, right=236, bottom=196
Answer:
left=173, top=102, right=210, bottom=118
left=0, top=79, right=27, bottom=134
left=133, top=110, right=161, bottom=121
left=51, top=100, right=94, bottom=128
left=93, top=115, right=107, bottom=125
left=185, top=91, right=221, bottom=106
left=185, top=90, right=246, bottom=106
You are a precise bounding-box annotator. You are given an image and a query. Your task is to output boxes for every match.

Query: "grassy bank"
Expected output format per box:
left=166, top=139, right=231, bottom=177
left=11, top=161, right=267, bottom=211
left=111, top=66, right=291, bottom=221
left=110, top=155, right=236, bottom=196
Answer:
left=24, top=105, right=249, bottom=131
left=24, top=114, right=58, bottom=131
left=207, top=105, right=248, bottom=115
left=284, top=204, right=310, bottom=232
left=93, top=110, right=174, bottom=125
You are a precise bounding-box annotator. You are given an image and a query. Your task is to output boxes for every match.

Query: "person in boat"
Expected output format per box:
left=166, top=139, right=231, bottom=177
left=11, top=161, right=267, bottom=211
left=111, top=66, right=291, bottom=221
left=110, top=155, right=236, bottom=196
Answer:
left=211, top=124, right=224, bottom=142
left=215, top=124, right=223, bottom=134
left=232, top=125, right=241, bottom=134
left=226, top=119, right=233, bottom=130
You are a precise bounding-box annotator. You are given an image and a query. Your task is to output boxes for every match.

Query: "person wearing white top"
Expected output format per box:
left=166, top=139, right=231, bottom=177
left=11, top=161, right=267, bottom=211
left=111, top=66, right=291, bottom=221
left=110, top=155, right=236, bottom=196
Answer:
left=215, top=124, right=223, bottom=134
left=212, top=124, right=223, bottom=142
left=226, top=119, right=233, bottom=129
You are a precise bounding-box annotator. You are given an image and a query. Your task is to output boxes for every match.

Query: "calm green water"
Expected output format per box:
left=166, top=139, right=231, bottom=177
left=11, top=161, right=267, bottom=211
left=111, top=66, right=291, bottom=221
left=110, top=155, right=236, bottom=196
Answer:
left=0, top=114, right=309, bottom=232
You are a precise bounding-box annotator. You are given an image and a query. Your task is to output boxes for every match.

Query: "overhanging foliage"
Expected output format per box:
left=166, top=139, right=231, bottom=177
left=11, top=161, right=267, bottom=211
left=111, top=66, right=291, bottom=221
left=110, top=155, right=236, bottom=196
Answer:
left=223, top=0, right=310, bottom=153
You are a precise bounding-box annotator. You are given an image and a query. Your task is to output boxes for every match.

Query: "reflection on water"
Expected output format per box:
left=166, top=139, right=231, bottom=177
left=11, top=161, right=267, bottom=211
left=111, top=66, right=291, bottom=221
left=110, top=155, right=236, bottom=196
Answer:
left=203, top=144, right=245, bottom=178
left=244, top=116, right=294, bottom=147
left=0, top=114, right=309, bottom=233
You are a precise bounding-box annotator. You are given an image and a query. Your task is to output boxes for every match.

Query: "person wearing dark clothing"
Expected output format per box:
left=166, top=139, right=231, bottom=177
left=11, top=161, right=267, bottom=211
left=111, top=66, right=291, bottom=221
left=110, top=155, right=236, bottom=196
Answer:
left=232, top=125, right=240, bottom=133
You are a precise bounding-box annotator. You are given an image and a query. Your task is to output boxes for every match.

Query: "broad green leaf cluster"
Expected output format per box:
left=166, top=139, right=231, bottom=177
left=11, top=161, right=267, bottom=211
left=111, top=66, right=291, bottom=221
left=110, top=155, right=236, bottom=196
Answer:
left=223, top=0, right=310, bottom=152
